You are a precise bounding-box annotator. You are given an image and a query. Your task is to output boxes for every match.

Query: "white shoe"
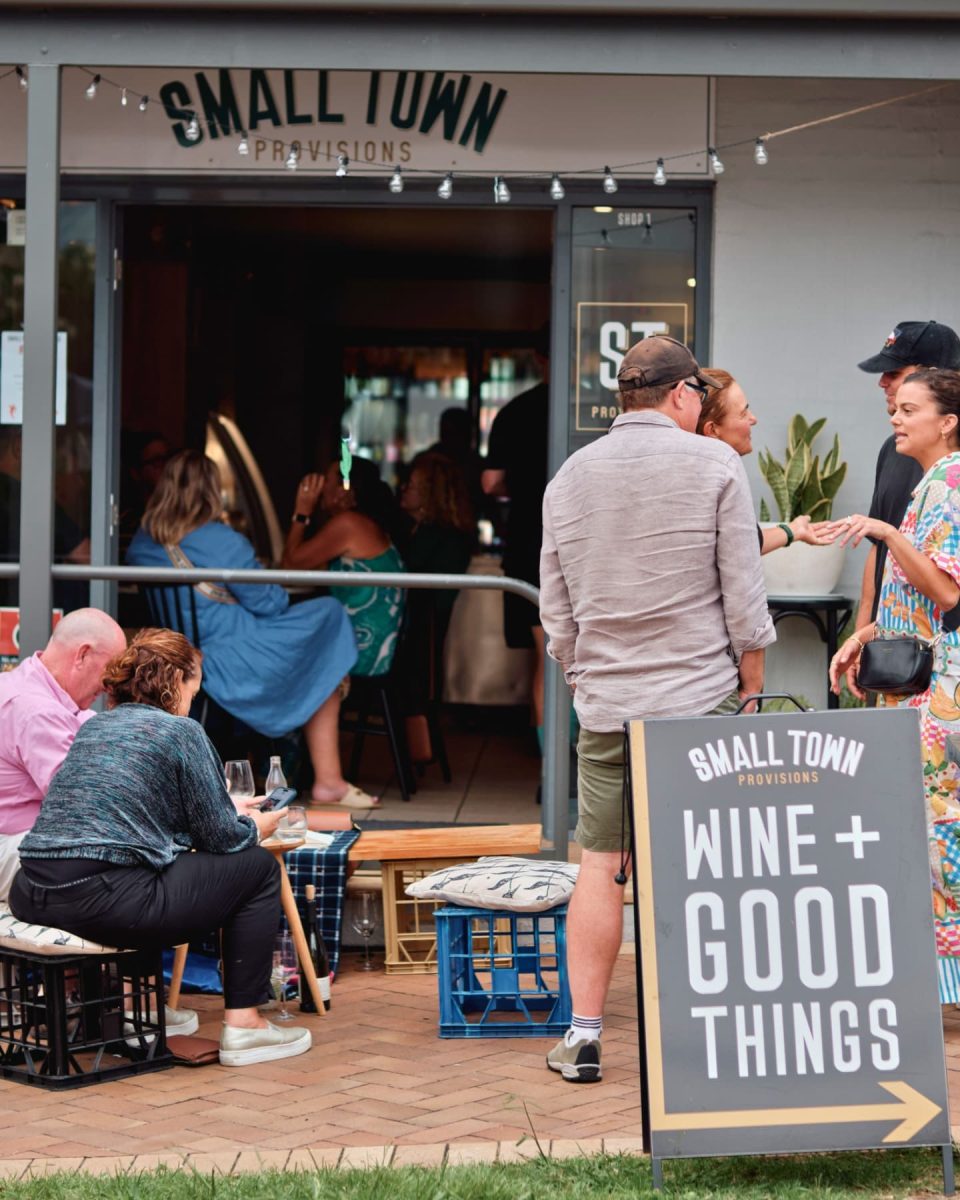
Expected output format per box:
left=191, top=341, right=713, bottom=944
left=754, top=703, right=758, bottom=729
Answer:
left=219, top=1020, right=312, bottom=1067
left=124, top=1004, right=199, bottom=1046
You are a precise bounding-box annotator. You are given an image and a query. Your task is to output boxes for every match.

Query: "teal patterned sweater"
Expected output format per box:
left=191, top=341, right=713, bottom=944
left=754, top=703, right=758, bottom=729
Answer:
left=19, top=704, right=258, bottom=870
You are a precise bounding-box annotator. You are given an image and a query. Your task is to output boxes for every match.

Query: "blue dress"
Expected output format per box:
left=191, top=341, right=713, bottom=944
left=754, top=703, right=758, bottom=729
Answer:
left=128, top=522, right=357, bottom=738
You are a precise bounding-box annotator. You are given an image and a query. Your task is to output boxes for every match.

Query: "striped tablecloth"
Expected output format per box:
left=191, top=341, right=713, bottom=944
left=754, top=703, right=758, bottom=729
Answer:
left=281, top=829, right=361, bottom=978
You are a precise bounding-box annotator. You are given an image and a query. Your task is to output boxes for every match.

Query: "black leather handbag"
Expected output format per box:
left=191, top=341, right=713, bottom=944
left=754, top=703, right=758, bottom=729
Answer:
left=856, top=636, right=934, bottom=696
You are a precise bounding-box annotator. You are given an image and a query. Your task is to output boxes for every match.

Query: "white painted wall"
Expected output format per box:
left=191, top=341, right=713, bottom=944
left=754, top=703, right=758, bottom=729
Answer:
left=712, top=77, right=960, bottom=706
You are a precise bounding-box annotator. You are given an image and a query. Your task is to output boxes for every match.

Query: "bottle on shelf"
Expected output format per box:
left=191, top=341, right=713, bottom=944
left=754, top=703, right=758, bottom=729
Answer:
left=264, top=755, right=287, bottom=795
left=299, top=883, right=332, bottom=1013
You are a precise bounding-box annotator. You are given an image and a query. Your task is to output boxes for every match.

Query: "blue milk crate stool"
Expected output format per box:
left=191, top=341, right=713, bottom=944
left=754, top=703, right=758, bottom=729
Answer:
left=434, top=904, right=571, bottom=1038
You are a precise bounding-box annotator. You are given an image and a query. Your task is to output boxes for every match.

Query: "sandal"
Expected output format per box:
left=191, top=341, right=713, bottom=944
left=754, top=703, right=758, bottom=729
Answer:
left=312, top=785, right=380, bottom=811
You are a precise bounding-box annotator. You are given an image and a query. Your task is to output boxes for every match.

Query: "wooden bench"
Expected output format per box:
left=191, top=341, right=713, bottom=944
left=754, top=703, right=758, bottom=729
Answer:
left=346, top=824, right=543, bottom=974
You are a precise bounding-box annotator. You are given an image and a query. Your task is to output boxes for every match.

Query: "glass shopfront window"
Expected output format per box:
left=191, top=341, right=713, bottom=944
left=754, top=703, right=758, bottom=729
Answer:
left=570, top=204, right=698, bottom=453
left=0, top=200, right=96, bottom=638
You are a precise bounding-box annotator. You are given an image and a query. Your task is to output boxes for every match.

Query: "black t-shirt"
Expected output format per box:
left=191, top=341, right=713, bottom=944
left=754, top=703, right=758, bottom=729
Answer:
left=485, top=383, right=549, bottom=583
left=866, top=436, right=923, bottom=613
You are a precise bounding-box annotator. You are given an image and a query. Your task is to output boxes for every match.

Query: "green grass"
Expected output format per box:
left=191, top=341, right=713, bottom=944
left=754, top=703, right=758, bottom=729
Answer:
left=0, top=1149, right=953, bottom=1200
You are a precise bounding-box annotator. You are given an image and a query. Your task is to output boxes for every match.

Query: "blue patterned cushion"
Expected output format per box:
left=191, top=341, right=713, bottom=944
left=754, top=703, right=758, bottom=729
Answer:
left=405, top=857, right=578, bottom=912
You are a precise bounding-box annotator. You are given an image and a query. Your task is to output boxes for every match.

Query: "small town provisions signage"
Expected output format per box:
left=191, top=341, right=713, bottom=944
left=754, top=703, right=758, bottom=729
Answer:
left=627, top=707, right=952, bottom=1190
left=0, top=70, right=710, bottom=176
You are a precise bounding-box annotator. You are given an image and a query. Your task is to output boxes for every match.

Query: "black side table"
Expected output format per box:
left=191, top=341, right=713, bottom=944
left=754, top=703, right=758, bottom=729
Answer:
left=766, top=594, right=854, bottom=710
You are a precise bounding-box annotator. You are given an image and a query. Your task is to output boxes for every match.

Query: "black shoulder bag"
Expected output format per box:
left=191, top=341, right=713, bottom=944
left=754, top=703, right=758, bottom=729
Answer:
left=857, top=602, right=960, bottom=696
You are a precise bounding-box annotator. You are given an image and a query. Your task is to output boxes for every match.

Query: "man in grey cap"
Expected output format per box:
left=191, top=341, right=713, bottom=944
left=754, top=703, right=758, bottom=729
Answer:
left=540, top=334, right=775, bottom=1083
left=851, top=321, right=960, bottom=649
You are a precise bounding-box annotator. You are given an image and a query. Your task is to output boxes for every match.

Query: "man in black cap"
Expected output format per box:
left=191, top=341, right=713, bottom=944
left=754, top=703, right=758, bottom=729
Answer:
left=540, top=334, right=774, bottom=1083
left=854, top=320, right=960, bottom=633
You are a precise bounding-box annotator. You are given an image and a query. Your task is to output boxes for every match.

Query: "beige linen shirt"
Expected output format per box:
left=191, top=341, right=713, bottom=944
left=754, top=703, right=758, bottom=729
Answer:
left=540, top=409, right=775, bottom=733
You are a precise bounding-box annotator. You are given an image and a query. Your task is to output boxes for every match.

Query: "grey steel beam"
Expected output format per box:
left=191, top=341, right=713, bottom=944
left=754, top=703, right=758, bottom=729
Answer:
left=19, top=63, right=61, bottom=657
left=89, top=198, right=120, bottom=616
left=4, top=11, right=960, bottom=79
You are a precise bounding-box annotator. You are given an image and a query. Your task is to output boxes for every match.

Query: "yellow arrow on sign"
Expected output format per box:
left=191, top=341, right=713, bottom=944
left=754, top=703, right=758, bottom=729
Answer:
left=652, top=1081, right=942, bottom=1144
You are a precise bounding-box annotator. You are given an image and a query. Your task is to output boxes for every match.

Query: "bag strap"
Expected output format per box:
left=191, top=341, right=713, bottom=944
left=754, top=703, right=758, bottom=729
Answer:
left=163, top=543, right=238, bottom=605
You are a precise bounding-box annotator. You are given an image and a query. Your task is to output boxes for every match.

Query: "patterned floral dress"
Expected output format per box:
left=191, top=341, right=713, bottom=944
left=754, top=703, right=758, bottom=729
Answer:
left=876, top=451, right=960, bottom=1001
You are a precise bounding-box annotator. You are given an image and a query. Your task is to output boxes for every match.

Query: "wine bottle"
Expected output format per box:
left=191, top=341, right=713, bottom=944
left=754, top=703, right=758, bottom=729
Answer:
left=300, top=883, right=332, bottom=1012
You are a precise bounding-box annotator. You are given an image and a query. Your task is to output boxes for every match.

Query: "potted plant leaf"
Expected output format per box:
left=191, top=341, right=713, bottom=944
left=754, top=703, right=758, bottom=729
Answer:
left=758, top=414, right=848, bottom=595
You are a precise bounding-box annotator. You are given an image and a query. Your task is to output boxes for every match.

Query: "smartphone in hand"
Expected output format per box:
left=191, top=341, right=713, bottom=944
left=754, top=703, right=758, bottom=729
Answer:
left=257, top=786, right=298, bottom=812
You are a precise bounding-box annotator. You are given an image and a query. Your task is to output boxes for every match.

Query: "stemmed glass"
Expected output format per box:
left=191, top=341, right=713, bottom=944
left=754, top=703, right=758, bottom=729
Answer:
left=224, top=759, right=255, bottom=803
left=270, top=933, right=297, bottom=1021
left=351, top=892, right=378, bottom=971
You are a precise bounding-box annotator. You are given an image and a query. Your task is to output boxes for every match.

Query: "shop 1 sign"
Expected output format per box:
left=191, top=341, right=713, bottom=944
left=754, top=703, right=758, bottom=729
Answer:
left=627, top=708, right=951, bottom=1188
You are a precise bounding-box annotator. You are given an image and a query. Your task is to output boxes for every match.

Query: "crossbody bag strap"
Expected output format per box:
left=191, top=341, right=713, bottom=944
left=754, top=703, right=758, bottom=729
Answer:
left=163, top=543, right=238, bottom=605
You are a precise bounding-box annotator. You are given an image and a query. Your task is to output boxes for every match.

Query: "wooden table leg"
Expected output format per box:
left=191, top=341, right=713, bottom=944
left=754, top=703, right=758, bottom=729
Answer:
left=273, top=852, right=327, bottom=1017
left=168, top=944, right=189, bottom=1011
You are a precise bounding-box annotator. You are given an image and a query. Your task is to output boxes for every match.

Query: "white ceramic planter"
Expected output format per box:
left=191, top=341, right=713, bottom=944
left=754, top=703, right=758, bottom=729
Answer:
left=761, top=532, right=846, bottom=597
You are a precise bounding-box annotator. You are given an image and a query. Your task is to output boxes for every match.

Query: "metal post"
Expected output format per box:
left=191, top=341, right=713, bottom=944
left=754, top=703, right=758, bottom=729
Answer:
left=89, top=199, right=120, bottom=617
left=541, top=201, right=574, bottom=857
left=19, top=63, right=61, bottom=656
left=944, top=1143, right=955, bottom=1197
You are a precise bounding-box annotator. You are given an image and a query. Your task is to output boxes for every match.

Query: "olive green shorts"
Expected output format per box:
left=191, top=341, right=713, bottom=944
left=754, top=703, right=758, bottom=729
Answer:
left=575, top=690, right=742, bottom=853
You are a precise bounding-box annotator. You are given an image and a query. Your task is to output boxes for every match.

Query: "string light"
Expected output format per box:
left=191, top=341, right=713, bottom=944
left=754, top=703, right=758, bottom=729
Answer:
left=549, top=173, right=565, bottom=201
left=708, top=147, right=725, bottom=175
left=237, top=131, right=250, bottom=156
left=184, top=113, right=201, bottom=142
left=437, top=172, right=454, bottom=200
left=285, top=141, right=300, bottom=170
left=602, top=166, right=618, bottom=194
left=389, top=166, right=404, bottom=194
left=120, top=87, right=128, bottom=107
left=754, top=137, right=769, bottom=165
left=15, top=67, right=27, bottom=93
left=335, top=153, right=349, bottom=177
left=494, top=175, right=511, bottom=203
left=139, top=95, right=149, bottom=112
left=653, top=158, right=667, bottom=186
left=84, top=74, right=100, bottom=100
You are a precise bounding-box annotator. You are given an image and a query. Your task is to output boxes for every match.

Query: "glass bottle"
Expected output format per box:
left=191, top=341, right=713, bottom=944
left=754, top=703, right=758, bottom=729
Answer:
left=264, top=755, right=287, bottom=796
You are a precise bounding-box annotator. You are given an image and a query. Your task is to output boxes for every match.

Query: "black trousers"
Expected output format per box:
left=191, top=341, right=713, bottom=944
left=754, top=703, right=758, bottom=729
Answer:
left=10, top=847, right=281, bottom=1009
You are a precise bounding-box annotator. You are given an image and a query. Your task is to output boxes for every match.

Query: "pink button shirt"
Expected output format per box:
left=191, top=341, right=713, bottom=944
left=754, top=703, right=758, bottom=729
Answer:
left=0, top=654, right=94, bottom=835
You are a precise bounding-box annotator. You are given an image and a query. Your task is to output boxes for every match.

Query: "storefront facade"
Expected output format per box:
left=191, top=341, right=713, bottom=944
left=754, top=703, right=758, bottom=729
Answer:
left=4, top=2, right=960, bottom=844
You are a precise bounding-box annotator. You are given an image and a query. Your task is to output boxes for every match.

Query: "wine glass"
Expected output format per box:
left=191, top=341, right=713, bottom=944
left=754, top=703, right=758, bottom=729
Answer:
left=276, top=805, right=307, bottom=843
left=351, top=891, right=378, bottom=971
left=270, top=933, right=297, bottom=1021
left=224, top=759, right=255, bottom=802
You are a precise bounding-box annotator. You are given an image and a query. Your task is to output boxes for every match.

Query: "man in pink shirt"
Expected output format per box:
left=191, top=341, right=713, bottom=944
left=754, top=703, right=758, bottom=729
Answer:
left=0, top=607, right=127, bottom=901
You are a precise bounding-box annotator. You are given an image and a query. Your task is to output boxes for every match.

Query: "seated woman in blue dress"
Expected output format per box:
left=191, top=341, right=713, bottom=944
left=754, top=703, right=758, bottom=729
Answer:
left=127, top=451, right=378, bottom=810
left=282, top=455, right=405, bottom=678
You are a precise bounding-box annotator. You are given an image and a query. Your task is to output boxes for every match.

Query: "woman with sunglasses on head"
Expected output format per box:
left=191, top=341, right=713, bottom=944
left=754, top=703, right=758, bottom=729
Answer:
left=697, top=369, right=828, bottom=555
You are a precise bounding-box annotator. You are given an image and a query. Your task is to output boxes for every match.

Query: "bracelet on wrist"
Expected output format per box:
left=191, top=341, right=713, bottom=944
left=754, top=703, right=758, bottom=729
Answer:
left=847, top=634, right=865, bottom=655
left=777, top=522, right=795, bottom=546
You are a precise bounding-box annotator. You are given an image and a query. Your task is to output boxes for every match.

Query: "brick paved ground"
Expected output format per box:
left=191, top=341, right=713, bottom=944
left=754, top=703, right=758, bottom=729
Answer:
left=1, top=955, right=960, bottom=1176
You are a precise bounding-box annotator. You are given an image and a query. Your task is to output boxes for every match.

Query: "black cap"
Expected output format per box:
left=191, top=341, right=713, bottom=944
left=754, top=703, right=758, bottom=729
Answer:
left=618, top=335, right=716, bottom=392
left=858, top=320, right=960, bottom=373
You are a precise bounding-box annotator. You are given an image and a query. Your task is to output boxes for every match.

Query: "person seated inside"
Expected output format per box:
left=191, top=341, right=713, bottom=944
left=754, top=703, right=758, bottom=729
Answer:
left=283, top=454, right=405, bottom=679
left=9, top=628, right=311, bottom=1068
left=127, top=451, right=377, bottom=810
left=395, top=451, right=475, bottom=761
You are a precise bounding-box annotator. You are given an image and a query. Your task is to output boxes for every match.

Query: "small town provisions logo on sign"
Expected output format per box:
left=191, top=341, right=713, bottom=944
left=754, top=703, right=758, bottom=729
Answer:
left=159, top=69, right=508, bottom=157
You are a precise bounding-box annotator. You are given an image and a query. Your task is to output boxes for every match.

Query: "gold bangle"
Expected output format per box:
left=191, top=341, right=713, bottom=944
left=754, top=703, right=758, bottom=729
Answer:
left=847, top=634, right=864, bottom=655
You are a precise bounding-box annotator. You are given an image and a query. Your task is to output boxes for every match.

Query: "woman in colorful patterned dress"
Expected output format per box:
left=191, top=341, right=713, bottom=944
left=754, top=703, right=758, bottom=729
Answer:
left=828, top=368, right=960, bottom=1000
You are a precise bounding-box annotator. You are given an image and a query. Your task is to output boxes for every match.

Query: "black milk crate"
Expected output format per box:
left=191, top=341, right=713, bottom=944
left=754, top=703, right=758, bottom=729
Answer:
left=0, top=945, right=174, bottom=1088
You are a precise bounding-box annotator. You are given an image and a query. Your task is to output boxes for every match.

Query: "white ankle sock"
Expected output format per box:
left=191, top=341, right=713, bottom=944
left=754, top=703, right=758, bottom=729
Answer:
left=567, top=1015, right=602, bottom=1044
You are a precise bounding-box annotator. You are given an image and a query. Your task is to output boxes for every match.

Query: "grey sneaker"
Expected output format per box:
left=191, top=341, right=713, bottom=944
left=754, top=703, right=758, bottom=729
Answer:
left=219, top=1020, right=312, bottom=1067
left=546, top=1035, right=602, bottom=1083
left=123, top=1004, right=198, bottom=1048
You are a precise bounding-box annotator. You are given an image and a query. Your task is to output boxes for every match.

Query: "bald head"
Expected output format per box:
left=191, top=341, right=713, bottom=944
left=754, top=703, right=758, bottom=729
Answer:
left=41, top=608, right=127, bottom=709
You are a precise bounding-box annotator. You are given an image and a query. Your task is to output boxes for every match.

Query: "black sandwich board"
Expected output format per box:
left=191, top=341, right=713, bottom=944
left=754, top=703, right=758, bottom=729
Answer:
left=627, top=706, right=953, bottom=1190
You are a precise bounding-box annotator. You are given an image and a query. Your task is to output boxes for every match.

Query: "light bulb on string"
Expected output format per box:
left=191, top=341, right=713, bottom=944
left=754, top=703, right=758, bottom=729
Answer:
left=602, top=166, right=618, bottom=195
left=15, top=67, right=27, bottom=92
left=754, top=138, right=769, bottom=165
left=389, top=166, right=404, bottom=194
left=335, top=154, right=349, bottom=178
left=708, top=146, right=725, bottom=175
left=138, top=95, right=149, bottom=112
left=120, top=88, right=128, bottom=107
left=549, top=173, right=565, bottom=201
left=494, top=176, right=511, bottom=204
left=653, top=158, right=667, bottom=186
left=237, top=131, right=250, bottom=156
left=184, top=113, right=201, bottom=142
left=285, top=141, right=301, bottom=171
left=84, top=74, right=101, bottom=101
left=437, top=173, right=454, bottom=200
